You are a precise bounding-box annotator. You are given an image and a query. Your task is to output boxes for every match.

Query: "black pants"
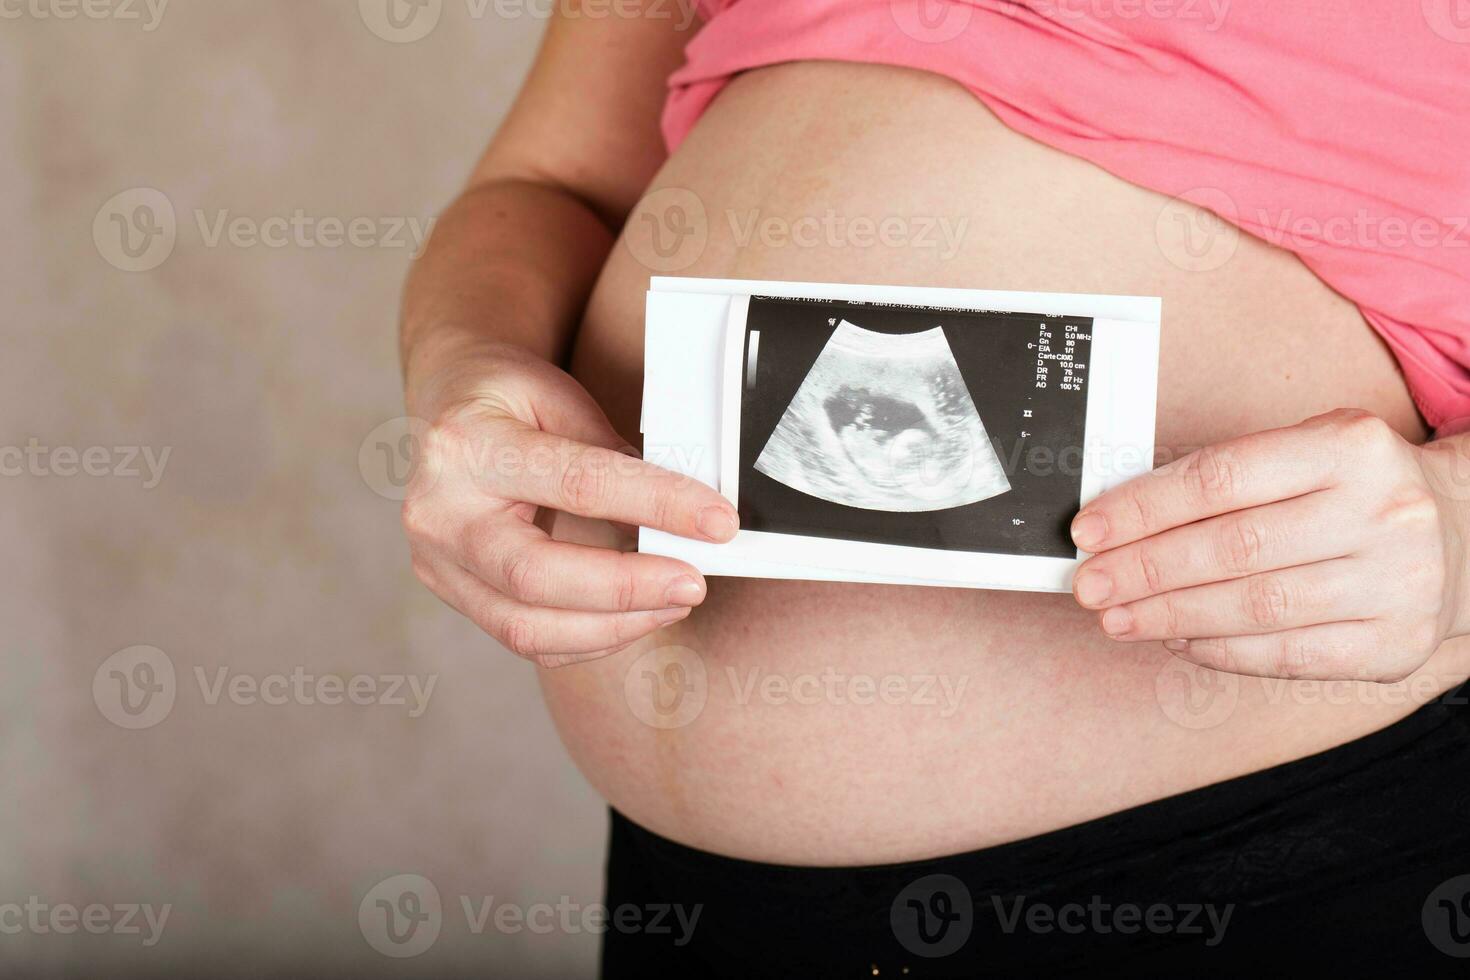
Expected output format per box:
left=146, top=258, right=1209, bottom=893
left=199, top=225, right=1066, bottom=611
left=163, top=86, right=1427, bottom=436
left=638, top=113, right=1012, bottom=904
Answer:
left=603, top=680, right=1470, bottom=978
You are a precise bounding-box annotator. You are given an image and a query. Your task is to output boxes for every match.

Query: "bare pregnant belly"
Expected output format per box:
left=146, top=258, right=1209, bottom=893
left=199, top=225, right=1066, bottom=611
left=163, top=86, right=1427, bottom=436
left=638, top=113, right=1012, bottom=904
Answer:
left=541, top=62, right=1469, bottom=866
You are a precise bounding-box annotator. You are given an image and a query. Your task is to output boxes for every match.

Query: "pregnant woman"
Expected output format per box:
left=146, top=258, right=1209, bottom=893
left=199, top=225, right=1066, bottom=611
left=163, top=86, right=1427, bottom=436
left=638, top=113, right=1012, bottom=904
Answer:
left=398, top=4, right=1470, bottom=975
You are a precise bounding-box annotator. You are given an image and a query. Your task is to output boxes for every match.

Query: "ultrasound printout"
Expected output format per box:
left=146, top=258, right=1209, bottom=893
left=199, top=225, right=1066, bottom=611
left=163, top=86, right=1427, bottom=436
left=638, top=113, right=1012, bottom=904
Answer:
left=736, top=296, right=1093, bottom=559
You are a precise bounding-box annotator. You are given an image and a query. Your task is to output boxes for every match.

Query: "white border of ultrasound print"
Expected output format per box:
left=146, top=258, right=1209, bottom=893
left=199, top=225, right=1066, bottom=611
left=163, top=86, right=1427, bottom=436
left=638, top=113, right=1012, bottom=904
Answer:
left=640, top=278, right=1160, bottom=593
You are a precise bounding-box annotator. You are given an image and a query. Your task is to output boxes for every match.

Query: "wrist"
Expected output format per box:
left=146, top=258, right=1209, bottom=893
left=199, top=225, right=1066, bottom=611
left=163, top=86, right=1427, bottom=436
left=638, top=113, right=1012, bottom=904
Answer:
left=1418, top=436, right=1470, bottom=639
left=403, top=326, right=534, bottom=420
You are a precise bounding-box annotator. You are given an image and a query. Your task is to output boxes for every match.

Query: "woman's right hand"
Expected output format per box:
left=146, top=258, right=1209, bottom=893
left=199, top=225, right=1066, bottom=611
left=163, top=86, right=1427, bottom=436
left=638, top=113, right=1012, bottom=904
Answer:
left=401, top=340, right=739, bottom=668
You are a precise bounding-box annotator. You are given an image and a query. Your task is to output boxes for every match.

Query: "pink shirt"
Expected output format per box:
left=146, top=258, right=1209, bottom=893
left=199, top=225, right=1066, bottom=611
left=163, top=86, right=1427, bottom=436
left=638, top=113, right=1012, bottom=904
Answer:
left=663, top=1, right=1470, bottom=432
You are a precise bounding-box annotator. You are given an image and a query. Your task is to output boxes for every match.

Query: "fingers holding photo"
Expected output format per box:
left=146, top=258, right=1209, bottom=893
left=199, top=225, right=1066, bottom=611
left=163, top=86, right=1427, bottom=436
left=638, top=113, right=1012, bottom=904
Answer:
left=1072, top=409, right=1460, bottom=682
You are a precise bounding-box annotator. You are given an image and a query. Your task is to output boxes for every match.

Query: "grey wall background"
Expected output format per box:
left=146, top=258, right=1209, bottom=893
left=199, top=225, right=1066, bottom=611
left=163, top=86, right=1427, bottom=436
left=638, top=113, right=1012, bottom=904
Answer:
left=3, top=3, right=607, bottom=976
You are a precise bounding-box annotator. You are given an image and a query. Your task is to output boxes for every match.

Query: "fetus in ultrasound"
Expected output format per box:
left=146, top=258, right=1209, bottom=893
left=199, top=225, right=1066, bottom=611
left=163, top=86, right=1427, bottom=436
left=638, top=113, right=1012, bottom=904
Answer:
left=755, top=320, right=1011, bottom=512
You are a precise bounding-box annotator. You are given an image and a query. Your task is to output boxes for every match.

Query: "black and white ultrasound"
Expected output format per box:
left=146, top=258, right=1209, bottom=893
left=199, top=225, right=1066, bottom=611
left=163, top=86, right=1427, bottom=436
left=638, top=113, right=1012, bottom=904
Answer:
left=738, top=295, right=1093, bottom=559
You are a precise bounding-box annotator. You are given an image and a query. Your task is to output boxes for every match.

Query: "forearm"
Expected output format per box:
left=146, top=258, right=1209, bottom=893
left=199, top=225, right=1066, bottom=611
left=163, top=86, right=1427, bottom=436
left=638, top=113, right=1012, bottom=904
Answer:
left=400, top=177, right=615, bottom=407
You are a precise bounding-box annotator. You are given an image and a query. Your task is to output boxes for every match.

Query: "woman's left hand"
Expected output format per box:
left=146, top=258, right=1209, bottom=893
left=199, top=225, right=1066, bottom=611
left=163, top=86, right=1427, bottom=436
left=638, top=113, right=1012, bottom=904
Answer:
left=1071, top=409, right=1470, bottom=682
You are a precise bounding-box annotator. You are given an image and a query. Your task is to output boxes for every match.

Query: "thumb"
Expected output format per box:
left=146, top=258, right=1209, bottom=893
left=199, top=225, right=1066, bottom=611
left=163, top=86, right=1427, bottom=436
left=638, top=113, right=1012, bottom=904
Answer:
left=534, top=369, right=640, bottom=456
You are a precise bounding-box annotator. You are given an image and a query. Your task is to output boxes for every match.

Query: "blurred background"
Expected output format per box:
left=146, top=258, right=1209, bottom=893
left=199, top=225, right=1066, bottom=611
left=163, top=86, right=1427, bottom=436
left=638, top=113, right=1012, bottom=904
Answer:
left=4, top=3, right=608, bottom=976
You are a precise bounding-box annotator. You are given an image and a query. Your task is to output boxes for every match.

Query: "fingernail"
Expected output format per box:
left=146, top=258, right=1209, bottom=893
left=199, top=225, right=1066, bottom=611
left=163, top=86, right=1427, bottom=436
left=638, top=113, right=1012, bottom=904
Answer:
left=697, top=506, right=739, bottom=542
left=664, top=576, right=705, bottom=607
left=1073, top=570, right=1112, bottom=607
left=655, top=606, right=692, bottom=625
left=1101, top=606, right=1133, bottom=636
left=618, top=444, right=643, bottom=459
left=1163, top=639, right=1189, bottom=653
left=1071, top=512, right=1107, bottom=551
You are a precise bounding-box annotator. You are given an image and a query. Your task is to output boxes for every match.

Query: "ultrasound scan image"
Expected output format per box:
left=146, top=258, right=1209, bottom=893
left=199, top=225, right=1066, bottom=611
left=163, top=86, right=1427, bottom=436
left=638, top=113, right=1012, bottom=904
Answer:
left=754, top=320, right=1011, bottom=512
